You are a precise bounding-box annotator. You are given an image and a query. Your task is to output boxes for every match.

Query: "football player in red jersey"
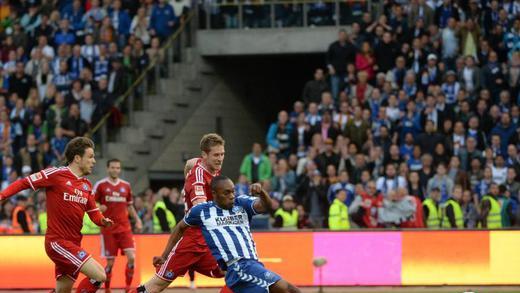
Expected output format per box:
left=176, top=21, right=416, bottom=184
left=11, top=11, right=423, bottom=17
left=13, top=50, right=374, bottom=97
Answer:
left=0, top=137, right=113, bottom=293
left=94, top=159, right=143, bottom=292
left=133, top=133, right=232, bottom=293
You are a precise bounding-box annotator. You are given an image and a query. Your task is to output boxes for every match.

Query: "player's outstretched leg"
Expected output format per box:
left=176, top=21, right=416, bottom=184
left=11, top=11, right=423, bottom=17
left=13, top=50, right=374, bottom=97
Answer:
left=104, top=258, right=115, bottom=293
left=269, top=279, right=301, bottom=293
left=56, top=275, right=75, bottom=293
left=188, top=269, right=196, bottom=289
left=132, top=275, right=171, bottom=293
left=125, top=250, right=136, bottom=292
left=76, top=258, right=107, bottom=293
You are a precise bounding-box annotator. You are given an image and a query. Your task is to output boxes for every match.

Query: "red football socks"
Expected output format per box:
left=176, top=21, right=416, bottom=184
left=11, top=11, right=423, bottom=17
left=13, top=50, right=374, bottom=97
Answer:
left=76, top=278, right=102, bottom=293
left=125, top=264, right=134, bottom=288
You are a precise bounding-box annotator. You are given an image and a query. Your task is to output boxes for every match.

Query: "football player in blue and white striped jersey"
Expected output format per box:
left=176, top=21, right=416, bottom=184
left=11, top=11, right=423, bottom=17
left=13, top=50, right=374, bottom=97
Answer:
left=153, top=176, right=301, bottom=293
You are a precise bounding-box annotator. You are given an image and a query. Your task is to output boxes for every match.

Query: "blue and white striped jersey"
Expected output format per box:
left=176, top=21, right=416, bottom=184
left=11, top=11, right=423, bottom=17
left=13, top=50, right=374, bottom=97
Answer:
left=184, top=195, right=260, bottom=269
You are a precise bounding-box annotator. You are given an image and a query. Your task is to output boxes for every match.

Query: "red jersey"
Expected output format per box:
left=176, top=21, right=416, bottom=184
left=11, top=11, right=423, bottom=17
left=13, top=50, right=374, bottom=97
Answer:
left=94, top=178, right=133, bottom=234
left=400, top=196, right=425, bottom=228
left=28, top=167, right=97, bottom=243
left=182, top=159, right=220, bottom=245
left=359, top=192, right=384, bottom=228
left=183, top=159, right=220, bottom=211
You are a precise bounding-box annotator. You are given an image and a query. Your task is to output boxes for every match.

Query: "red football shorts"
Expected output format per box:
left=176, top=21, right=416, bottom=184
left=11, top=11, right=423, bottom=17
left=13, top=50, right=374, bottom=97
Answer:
left=101, top=231, right=135, bottom=258
left=45, top=239, right=92, bottom=281
left=155, top=237, right=223, bottom=282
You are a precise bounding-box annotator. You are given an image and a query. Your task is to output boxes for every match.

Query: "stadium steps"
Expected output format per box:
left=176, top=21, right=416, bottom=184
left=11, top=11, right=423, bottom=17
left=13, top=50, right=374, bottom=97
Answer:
left=147, top=72, right=266, bottom=180
left=90, top=47, right=221, bottom=191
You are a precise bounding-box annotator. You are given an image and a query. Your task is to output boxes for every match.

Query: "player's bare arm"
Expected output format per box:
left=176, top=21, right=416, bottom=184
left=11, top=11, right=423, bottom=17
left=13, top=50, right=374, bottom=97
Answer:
left=184, top=158, right=199, bottom=177
left=250, top=183, right=273, bottom=214
left=128, top=205, right=143, bottom=232
left=87, top=208, right=114, bottom=227
left=153, top=220, right=189, bottom=267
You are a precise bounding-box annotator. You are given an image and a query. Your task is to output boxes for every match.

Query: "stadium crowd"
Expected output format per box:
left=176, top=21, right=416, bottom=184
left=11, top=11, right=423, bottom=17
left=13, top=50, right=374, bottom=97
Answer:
left=3, top=0, right=520, bottom=233
left=0, top=0, right=192, bottom=234
left=246, top=0, right=520, bottom=230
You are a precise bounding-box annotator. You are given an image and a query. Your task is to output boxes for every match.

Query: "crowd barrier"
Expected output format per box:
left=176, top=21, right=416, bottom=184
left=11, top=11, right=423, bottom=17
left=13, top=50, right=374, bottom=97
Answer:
left=0, top=231, right=519, bottom=288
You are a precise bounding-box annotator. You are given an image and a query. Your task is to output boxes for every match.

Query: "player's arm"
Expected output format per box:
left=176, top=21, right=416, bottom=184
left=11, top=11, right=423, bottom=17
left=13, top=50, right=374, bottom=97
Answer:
left=153, top=205, right=203, bottom=267
left=92, top=182, right=107, bottom=212
left=86, top=194, right=114, bottom=227
left=153, top=220, right=189, bottom=266
left=128, top=205, right=143, bottom=232
left=0, top=179, right=31, bottom=201
left=0, top=169, right=53, bottom=200
left=126, top=185, right=142, bottom=231
left=250, top=183, right=273, bottom=214
left=190, top=181, right=208, bottom=206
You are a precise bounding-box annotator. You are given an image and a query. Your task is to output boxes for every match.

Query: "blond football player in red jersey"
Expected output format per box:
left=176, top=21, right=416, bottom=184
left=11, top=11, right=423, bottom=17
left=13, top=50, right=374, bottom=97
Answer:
left=133, top=133, right=232, bottom=293
left=94, top=159, right=143, bottom=292
left=0, top=137, right=113, bottom=293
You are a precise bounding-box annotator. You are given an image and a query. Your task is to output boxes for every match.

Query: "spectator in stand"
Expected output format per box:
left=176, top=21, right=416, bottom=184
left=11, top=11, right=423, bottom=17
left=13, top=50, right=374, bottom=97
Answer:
left=239, top=143, right=272, bottom=184
left=15, top=134, right=43, bottom=174
left=234, top=174, right=250, bottom=196
left=349, top=182, right=382, bottom=228
left=79, top=88, right=96, bottom=126
left=107, top=58, right=127, bottom=97
left=427, top=163, right=454, bottom=203
left=271, top=159, right=297, bottom=196
left=110, top=0, right=132, bottom=48
left=343, top=106, right=369, bottom=148
left=62, top=0, right=85, bottom=34
left=440, top=185, right=464, bottom=228
left=50, top=127, right=68, bottom=163
left=54, top=19, right=75, bottom=46
left=11, top=195, right=33, bottom=234
left=131, top=7, right=151, bottom=46
left=266, top=110, right=292, bottom=157
left=491, top=112, right=516, bottom=154
left=60, top=103, right=88, bottom=139
left=53, top=60, right=72, bottom=94
left=408, top=0, right=434, bottom=28
left=302, top=68, right=328, bottom=104
left=9, top=62, right=34, bottom=99
left=376, top=163, right=407, bottom=198
left=68, top=45, right=90, bottom=81
left=315, top=138, right=339, bottom=175
left=10, top=98, right=30, bottom=154
left=378, top=188, right=416, bottom=227
left=149, top=0, right=177, bottom=42
left=423, top=187, right=441, bottom=229
left=328, top=189, right=350, bottom=230
left=312, top=110, right=339, bottom=143
left=355, top=41, right=375, bottom=81
left=480, top=183, right=502, bottom=228
left=327, top=170, right=355, bottom=204
left=461, top=189, right=478, bottom=228
left=273, top=195, right=298, bottom=229
left=45, top=92, right=67, bottom=137
left=27, top=114, right=47, bottom=145
left=326, top=29, right=357, bottom=100
left=81, top=34, right=101, bottom=65
left=375, top=31, right=399, bottom=75
left=505, top=168, right=520, bottom=200
left=298, top=169, right=328, bottom=228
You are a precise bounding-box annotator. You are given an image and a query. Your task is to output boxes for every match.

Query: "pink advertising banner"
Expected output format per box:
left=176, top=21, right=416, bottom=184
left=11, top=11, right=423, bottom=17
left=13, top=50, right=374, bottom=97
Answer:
left=313, top=232, right=402, bottom=286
